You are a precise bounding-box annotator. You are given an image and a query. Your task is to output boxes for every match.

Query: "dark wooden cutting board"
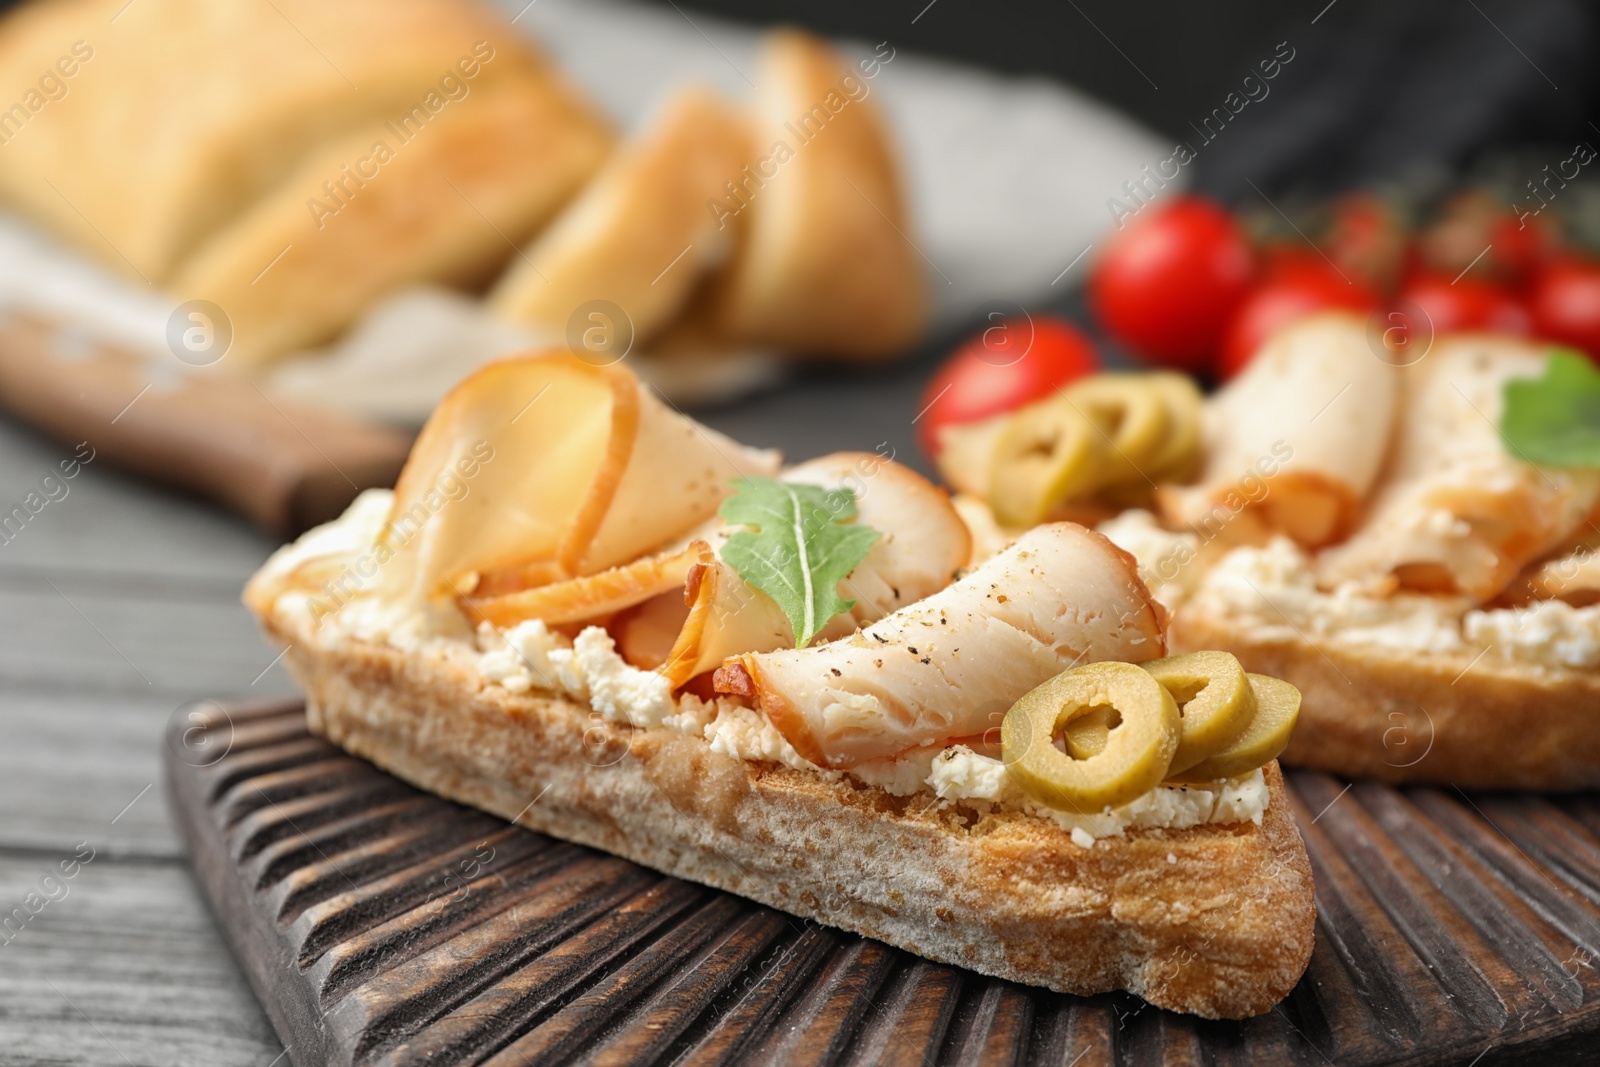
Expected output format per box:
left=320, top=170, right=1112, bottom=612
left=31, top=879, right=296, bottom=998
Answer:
left=165, top=699, right=1600, bottom=1066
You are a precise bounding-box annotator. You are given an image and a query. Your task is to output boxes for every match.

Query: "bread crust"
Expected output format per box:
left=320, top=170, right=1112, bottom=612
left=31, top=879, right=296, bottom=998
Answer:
left=260, top=606, right=1315, bottom=1019
left=1170, top=606, right=1600, bottom=789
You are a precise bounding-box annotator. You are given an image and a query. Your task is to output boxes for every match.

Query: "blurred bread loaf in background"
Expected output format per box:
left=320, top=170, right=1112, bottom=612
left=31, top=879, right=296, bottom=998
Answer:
left=172, top=73, right=611, bottom=367
left=0, top=0, right=927, bottom=379
left=489, top=86, right=752, bottom=349
left=0, top=0, right=582, bottom=280
left=701, top=30, right=926, bottom=361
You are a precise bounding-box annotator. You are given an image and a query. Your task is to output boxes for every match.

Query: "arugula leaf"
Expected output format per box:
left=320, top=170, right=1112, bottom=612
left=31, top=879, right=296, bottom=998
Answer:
left=1501, top=348, right=1600, bottom=468
left=718, top=477, right=881, bottom=648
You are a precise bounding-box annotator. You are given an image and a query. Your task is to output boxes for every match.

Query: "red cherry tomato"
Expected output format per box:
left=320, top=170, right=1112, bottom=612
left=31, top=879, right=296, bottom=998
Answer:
left=1219, top=259, right=1379, bottom=379
left=1258, top=244, right=1327, bottom=278
left=916, top=315, right=1100, bottom=460
left=1089, top=196, right=1255, bottom=371
left=1420, top=190, right=1556, bottom=286
left=1326, top=192, right=1407, bottom=293
left=1489, top=212, right=1555, bottom=285
left=1527, top=256, right=1600, bottom=360
left=1397, top=273, right=1530, bottom=337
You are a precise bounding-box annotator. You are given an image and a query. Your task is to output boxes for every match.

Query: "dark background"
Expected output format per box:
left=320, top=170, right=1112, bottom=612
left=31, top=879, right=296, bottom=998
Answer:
left=655, top=0, right=1323, bottom=147
left=646, top=0, right=1600, bottom=468
left=643, top=0, right=1599, bottom=200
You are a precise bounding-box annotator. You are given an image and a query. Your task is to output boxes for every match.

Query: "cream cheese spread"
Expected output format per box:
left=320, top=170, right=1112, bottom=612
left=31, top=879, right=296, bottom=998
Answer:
left=1176, top=536, right=1600, bottom=671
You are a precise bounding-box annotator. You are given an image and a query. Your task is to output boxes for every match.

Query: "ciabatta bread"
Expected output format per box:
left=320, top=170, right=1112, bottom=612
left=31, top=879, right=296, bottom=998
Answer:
left=253, top=597, right=1316, bottom=1020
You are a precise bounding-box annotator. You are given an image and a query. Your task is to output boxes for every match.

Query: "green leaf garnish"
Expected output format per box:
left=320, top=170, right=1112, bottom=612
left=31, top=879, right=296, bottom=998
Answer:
left=718, top=477, right=881, bottom=648
left=1500, top=348, right=1600, bottom=468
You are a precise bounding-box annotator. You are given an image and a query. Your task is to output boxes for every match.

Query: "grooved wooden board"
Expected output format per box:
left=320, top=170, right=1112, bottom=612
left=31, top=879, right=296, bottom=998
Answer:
left=166, top=700, right=1600, bottom=1066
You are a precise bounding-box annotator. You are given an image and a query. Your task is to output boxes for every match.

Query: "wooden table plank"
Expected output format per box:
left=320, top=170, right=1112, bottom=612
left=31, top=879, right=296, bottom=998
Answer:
left=0, top=408, right=298, bottom=1065
left=0, top=852, right=283, bottom=1067
left=0, top=418, right=279, bottom=587
left=0, top=586, right=297, bottom=698
left=0, top=691, right=189, bottom=858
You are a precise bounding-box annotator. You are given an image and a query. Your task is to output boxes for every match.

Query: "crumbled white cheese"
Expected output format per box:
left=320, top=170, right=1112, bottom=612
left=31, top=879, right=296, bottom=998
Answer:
left=850, top=746, right=941, bottom=796
left=572, top=628, right=674, bottom=726
left=926, top=744, right=1013, bottom=801
left=1071, top=827, right=1096, bottom=849
left=1098, top=509, right=1202, bottom=611
left=1193, top=537, right=1600, bottom=671
left=254, top=489, right=393, bottom=589
left=337, top=594, right=469, bottom=650
left=661, top=694, right=719, bottom=737
left=1166, top=852, right=1177, bottom=864
left=481, top=621, right=673, bottom=726
left=480, top=620, right=588, bottom=700
left=702, top=701, right=818, bottom=770
left=1191, top=539, right=1468, bottom=654
left=1465, top=599, right=1600, bottom=670
left=916, top=745, right=1270, bottom=840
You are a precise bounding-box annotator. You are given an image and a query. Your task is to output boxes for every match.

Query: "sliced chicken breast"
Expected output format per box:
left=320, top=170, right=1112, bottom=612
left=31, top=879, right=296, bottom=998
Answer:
left=1160, top=313, right=1399, bottom=548
left=715, top=522, right=1166, bottom=767
left=656, top=452, right=970, bottom=685
left=1315, top=336, right=1600, bottom=601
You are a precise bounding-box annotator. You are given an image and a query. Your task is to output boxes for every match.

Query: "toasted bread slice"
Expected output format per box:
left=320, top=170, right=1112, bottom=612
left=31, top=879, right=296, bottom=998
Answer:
left=0, top=0, right=550, bottom=282
left=702, top=30, right=927, bottom=360
left=1170, top=602, right=1600, bottom=790
left=254, top=598, right=1315, bottom=1019
left=490, top=87, right=751, bottom=347
left=170, top=74, right=609, bottom=369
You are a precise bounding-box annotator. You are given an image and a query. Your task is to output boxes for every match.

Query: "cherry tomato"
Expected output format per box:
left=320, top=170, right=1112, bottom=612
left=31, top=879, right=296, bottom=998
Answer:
left=1420, top=190, right=1555, bottom=286
left=917, top=315, right=1099, bottom=460
left=1258, top=244, right=1327, bottom=277
left=1089, top=196, right=1255, bottom=371
left=1527, top=256, right=1600, bottom=360
left=1397, top=273, right=1530, bottom=337
left=1219, top=259, right=1379, bottom=379
left=1326, top=192, right=1407, bottom=293
left=1489, top=212, right=1555, bottom=285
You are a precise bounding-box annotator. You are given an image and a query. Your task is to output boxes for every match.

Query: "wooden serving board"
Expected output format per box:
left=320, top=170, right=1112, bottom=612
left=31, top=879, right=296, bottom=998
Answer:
left=166, top=699, right=1600, bottom=1066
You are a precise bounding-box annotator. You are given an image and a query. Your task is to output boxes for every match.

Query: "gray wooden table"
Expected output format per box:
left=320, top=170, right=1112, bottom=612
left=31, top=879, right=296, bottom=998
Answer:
left=0, top=410, right=301, bottom=1067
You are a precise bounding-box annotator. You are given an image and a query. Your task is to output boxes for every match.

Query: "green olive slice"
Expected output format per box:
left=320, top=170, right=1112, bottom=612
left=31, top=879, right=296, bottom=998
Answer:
left=988, top=401, right=1098, bottom=527
left=1165, top=674, right=1301, bottom=784
left=1063, top=375, right=1170, bottom=485
left=1143, top=372, right=1204, bottom=482
left=1065, top=653, right=1254, bottom=772
left=1002, top=661, right=1180, bottom=813
left=1141, top=651, right=1257, bottom=775
left=1062, top=706, right=1113, bottom=760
